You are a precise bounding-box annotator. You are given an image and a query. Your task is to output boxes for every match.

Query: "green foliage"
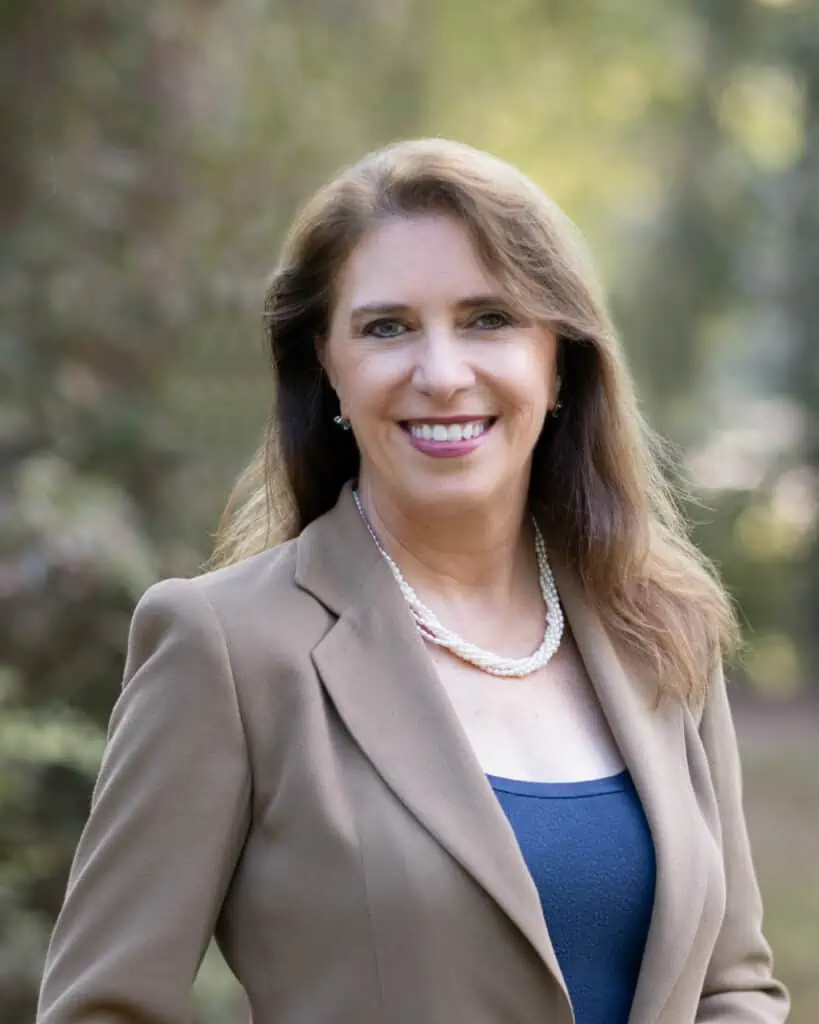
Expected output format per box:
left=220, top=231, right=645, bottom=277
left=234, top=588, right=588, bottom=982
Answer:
left=0, top=3, right=198, bottom=1017
left=1, top=0, right=817, bottom=1020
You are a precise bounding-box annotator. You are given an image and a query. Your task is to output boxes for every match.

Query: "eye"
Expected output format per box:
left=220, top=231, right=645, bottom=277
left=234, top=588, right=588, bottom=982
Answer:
left=361, top=318, right=408, bottom=339
left=470, top=310, right=516, bottom=330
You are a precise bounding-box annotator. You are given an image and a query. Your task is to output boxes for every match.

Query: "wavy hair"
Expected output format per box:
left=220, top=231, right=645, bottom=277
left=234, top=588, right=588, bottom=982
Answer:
left=211, top=138, right=738, bottom=703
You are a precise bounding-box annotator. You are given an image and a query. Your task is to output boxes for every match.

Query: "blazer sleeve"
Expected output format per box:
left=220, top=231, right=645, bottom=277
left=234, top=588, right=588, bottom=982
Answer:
left=37, top=577, right=252, bottom=1024
left=695, top=660, right=790, bottom=1022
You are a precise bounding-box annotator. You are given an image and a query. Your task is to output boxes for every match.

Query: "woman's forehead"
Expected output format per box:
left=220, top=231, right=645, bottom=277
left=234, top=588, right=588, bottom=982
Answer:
left=334, top=215, right=505, bottom=315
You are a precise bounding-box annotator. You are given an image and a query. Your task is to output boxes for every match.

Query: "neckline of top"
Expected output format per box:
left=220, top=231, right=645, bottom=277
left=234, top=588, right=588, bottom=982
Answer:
left=486, top=769, right=631, bottom=799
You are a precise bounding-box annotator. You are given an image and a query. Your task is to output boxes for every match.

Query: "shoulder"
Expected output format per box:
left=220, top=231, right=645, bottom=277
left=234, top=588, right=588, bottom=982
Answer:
left=122, top=541, right=334, bottom=755
left=133, top=538, right=333, bottom=678
left=687, top=655, right=727, bottom=733
left=193, top=538, right=301, bottom=613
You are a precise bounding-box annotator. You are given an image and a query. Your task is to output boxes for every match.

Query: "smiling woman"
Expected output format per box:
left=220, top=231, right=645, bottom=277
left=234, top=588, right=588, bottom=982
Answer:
left=37, top=139, right=789, bottom=1024
left=323, top=214, right=560, bottom=517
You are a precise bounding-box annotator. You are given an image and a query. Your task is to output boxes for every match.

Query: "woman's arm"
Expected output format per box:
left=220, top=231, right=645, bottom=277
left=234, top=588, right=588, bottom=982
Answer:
left=695, top=660, right=790, bottom=1022
left=37, top=577, right=252, bottom=1024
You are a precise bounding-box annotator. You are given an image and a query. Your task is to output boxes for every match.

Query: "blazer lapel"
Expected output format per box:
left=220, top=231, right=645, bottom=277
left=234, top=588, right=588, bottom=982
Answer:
left=297, top=484, right=570, bottom=1001
left=553, top=564, right=709, bottom=1024
left=297, top=484, right=708, bottom=1023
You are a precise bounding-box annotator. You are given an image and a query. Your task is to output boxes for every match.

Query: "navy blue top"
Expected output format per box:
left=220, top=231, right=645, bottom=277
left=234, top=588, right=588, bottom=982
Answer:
left=488, top=770, right=656, bottom=1024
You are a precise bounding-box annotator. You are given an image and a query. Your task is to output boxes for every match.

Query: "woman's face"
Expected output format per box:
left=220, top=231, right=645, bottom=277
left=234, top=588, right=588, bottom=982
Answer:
left=324, top=214, right=560, bottom=516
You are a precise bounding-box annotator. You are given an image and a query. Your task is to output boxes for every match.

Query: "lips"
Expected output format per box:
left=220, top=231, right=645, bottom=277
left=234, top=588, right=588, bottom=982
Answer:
left=398, top=417, right=498, bottom=458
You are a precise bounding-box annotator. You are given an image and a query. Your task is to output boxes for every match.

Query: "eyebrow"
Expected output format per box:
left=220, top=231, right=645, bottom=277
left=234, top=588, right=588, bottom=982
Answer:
left=349, top=294, right=514, bottom=320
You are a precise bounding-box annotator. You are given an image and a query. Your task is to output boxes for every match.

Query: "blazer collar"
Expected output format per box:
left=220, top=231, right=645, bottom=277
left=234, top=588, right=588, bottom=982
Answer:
left=296, top=482, right=570, bottom=999
left=295, top=480, right=383, bottom=617
left=296, top=482, right=708, bottom=1023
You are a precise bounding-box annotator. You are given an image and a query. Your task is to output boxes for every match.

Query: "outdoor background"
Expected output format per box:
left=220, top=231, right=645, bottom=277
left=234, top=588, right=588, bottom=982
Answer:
left=2, top=0, right=817, bottom=1021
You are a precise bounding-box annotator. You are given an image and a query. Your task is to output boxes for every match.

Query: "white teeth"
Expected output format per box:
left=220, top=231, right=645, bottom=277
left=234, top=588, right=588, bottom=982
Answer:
left=409, top=420, right=489, bottom=442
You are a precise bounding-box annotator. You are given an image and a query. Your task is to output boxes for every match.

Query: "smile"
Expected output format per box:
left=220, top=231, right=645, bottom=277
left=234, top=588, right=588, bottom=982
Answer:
left=399, top=417, right=497, bottom=459
left=404, top=418, right=493, bottom=442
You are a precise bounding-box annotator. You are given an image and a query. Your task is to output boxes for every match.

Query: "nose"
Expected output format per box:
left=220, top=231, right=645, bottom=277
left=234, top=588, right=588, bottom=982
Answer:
left=411, top=326, right=475, bottom=399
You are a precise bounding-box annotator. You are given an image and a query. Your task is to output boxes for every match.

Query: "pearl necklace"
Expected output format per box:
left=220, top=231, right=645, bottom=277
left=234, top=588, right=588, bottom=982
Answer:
left=352, top=490, right=564, bottom=678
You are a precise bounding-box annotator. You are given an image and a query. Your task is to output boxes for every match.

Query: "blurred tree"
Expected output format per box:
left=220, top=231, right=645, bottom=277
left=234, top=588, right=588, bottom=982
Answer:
left=781, top=0, right=819, bottom=673
left=0, top=3, right=199, bottom=1018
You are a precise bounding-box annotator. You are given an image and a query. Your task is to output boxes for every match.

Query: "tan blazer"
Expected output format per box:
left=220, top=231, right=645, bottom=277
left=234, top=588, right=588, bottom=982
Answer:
left=38, top=482, right=789, bottom=1024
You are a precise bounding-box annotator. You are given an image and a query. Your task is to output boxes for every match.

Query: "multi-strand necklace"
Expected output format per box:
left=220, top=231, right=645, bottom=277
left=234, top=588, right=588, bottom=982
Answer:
left=352, top=490, right=564, bottom=678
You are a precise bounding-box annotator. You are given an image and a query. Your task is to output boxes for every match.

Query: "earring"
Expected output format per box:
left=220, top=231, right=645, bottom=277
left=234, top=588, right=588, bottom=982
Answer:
left=552, top=376, right=563, bottom=416
left=333, top=414, right=351, bottom=431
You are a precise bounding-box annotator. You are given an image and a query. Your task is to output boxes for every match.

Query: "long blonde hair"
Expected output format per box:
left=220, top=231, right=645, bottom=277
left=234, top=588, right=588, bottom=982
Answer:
left=212, top=138, right=738, bottom=703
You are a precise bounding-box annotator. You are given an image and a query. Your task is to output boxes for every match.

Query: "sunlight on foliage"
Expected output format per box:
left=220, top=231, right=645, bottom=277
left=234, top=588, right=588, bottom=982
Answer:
left=735, top=501, right=811, bottom=561
left=718, top=66, right=805, bottom=171
left=744, top=634, right=801, bottom=698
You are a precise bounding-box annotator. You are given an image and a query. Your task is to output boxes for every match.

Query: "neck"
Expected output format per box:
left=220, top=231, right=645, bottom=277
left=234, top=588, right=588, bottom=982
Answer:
left=356, top=478, right=534, bottom=603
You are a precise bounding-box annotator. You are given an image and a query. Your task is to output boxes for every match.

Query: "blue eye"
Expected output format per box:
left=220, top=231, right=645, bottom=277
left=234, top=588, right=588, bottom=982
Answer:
left=362, top=318, right=407, bottom=339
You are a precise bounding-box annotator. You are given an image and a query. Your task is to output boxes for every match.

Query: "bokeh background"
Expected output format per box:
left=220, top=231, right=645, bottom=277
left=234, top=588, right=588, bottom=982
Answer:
left=2, top=0, right=818, bottom=1021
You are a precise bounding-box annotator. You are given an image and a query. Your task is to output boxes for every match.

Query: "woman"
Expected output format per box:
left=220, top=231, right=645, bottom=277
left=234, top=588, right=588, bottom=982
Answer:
left=38, top=138, right=789, bottom=1024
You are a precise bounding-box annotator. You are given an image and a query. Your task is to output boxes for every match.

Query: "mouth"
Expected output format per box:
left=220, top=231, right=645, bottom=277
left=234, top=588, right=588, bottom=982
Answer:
left=400, top=417, right=497, bottom=443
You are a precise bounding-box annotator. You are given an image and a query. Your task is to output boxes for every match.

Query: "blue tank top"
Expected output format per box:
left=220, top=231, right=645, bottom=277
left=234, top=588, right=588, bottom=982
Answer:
left=488, top=770, right=656, bottom=1024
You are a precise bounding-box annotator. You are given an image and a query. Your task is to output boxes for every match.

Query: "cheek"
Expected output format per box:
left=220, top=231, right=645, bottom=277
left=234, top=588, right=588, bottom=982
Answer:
left=324, top=340, right=366, bottom=400
left=334, top=349, right=406, bottom=415
left=495, top=345, right=556, bottom=421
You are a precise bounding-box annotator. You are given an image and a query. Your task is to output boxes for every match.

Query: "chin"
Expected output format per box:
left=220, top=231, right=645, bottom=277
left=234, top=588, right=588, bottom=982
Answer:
left=397, top=472, right=504, bottom=514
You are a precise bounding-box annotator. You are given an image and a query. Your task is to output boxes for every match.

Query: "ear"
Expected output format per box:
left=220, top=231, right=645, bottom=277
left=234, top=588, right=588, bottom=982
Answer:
left=553, top=374, right=562, bottom=407
left=552, top=331, right=566, bottom=409
left=315, top=334, right=339, bottom=393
